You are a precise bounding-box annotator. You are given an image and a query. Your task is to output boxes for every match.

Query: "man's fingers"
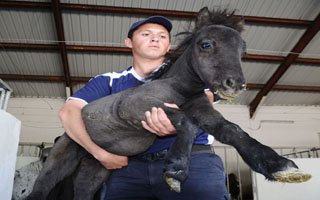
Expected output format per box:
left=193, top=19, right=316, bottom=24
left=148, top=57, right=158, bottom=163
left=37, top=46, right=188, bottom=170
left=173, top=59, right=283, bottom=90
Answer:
left=164, top=103, right=179, bottom=109
left=143, top=106, right=177, bottom=136
left=145, top=109, right=167, bottom=135
left=143, top=108, right=175, bottom=136
left=145, top=110, right=160, bottom=132
left=151, top=107, right=169, bottom=134
left=141, top=120, right=157, bottom=134
left=157, top=108, right=175, bottom=133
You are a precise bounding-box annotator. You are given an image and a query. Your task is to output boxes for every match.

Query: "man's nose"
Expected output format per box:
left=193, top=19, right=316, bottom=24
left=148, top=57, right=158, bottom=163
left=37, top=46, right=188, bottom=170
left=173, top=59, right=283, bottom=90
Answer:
left=151, top=36, right=159, bottom=42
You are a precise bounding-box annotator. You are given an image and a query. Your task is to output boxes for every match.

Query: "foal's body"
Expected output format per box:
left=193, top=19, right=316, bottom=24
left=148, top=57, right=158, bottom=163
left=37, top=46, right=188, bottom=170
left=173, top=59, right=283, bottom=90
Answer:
left=27, top=8, right=310, bottom=200
left=83, top=80, right=185, bottom=156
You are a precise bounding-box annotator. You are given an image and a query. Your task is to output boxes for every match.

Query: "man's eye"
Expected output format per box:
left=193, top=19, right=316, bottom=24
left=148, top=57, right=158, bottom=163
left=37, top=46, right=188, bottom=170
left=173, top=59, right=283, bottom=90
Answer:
left=142, top=33, right=149, bottom=36
left=160, top=35, right=167, bottom=39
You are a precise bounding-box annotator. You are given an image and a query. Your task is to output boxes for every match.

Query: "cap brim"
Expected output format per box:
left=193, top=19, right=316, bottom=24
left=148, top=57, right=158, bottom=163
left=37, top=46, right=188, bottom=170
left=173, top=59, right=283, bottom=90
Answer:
left=128, top=16, right=172, bottom=38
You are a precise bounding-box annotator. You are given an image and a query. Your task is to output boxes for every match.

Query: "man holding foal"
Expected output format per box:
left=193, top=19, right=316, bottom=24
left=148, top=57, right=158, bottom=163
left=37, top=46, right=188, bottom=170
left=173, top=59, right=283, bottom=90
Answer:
left=59, top=16, right=228, bottom=199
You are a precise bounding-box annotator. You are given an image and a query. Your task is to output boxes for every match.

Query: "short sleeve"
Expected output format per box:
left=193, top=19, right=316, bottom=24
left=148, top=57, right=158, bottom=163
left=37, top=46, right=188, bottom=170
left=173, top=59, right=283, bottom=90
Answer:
left=69, top=75, right=111, bottom=104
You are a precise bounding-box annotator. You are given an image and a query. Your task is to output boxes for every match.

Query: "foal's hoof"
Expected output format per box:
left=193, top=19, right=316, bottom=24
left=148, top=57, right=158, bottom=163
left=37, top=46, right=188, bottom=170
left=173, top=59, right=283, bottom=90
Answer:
left=164, top=175, right=181, bottom=193
left=272, top=168, right=312, bottom=183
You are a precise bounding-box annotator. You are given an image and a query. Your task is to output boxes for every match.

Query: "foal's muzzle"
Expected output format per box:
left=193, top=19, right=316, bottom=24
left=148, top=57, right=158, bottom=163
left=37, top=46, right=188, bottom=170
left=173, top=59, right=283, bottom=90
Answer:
left=213, top=77, right=246, bottom=100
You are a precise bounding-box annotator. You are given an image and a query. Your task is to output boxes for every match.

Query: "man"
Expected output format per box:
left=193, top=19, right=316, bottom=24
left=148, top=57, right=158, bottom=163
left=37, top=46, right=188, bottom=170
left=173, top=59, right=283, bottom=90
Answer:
left=59, top=16, right=228, bottom=200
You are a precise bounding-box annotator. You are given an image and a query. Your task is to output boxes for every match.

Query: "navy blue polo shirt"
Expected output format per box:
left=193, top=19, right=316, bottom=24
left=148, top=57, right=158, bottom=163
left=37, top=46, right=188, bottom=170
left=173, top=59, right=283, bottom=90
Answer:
left=69, top=66, right=214, bottom=154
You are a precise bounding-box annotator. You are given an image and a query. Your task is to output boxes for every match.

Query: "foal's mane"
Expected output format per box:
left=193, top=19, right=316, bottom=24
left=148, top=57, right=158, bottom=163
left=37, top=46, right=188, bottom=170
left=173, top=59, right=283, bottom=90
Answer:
left=148, top=8, right=244, bottom=81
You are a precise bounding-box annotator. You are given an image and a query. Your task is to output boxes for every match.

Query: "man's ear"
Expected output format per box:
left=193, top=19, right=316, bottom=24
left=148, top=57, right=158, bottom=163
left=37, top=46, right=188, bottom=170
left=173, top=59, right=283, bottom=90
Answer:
left=124, top=38, right=133, bottom=48
left=166, top=44, right=171, bottom=52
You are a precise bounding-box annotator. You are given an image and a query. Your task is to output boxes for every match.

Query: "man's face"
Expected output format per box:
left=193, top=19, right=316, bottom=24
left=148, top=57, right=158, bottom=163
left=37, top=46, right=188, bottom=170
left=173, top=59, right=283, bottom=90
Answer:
left=127, top=23, right=171, bottom=60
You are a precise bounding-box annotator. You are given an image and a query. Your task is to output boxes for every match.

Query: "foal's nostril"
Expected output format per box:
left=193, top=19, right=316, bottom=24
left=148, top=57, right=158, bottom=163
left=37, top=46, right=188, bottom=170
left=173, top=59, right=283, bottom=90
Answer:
left=225, top=78, right=236, bottom=89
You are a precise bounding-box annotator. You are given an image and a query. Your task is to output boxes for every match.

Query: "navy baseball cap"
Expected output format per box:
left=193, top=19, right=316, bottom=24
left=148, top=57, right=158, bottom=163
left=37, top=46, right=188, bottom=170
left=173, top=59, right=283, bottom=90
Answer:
left=127, top=16, right=172, bottom=38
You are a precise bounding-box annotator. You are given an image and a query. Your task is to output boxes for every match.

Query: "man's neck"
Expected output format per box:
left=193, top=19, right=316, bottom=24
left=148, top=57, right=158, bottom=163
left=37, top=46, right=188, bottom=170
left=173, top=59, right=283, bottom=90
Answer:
left=132, top=58, right=165, bottom=78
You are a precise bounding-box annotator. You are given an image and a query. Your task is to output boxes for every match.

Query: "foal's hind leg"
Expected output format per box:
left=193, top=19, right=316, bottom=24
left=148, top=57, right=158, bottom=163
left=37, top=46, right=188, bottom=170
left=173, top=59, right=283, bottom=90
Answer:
left=73, top=155, right=111, bottom=200
left=182, top=94, right=311, bottom=183
left=26, top=134, right=86, bottom=200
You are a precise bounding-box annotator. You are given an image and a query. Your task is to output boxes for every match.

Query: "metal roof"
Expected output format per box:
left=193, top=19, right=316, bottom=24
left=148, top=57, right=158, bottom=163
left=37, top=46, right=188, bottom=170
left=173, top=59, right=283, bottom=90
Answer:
left=0, top=0, right=319, bottom=117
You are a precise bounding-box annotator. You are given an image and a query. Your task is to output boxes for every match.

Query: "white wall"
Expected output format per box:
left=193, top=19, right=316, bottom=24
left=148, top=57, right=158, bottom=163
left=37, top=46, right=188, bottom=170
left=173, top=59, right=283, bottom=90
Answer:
left=214, top=104, right=320, bottom=148
left=7, top=98, right=65, bottom=144
left=6, top=97, right=320, bottom=146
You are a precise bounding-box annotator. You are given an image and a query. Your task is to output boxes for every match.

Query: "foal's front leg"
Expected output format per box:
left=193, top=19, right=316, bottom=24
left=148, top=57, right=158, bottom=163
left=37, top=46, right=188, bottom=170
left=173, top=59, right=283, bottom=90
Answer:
left=162, top=109, right=199, bottom=193
left=182, top=94, right=311, bottom=183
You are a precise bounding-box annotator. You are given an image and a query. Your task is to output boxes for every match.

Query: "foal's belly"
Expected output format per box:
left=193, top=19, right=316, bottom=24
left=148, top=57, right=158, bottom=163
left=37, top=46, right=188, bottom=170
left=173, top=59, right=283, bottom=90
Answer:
left=96, top=129, right=156, bottom=156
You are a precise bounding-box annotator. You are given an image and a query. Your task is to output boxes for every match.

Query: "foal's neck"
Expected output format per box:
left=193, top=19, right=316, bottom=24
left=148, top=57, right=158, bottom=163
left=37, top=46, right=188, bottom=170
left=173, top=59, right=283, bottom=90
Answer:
left=163, top=53, right=205, bottom=98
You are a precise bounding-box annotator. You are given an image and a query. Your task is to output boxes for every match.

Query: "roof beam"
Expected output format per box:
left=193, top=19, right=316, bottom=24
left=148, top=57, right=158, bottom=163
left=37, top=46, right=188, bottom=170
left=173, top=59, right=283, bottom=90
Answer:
left=67, top=45, right=131, bottom=53
left=1, top=74, right=320, bottom=93
left=60, top=3, right=312, bottom=26
left=51, top=0, right=72, bottom=94
left=0, top=74, right=65, bottom=82
left=0, top=1, right=50, bottom=10
left=1, top=42, right=320, bottom=65
left=243, top=54, right=320, bottom=64
left=249, top=13, right=320, bottom=118
left=0, top=1, right=312, bottom=27
left=0, top=42, right=58, bottom=51
left=0, top=74, right=89, bottom=84
left=246, top=83, right=320, bottom=93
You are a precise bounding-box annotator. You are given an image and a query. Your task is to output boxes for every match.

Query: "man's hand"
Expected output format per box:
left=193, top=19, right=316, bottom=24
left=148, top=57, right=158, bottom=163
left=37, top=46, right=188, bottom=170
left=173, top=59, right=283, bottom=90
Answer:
left=95, top=149, right=128, bottom=170
left=142, top=91, right=214, bottom=136
left=142, top=103, right=178, bottom=136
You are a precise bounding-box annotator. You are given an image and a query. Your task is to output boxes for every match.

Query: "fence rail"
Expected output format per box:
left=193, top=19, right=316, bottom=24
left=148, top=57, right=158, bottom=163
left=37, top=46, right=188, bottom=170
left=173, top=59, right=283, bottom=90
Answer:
left=17, top=142, right=53, bottom=157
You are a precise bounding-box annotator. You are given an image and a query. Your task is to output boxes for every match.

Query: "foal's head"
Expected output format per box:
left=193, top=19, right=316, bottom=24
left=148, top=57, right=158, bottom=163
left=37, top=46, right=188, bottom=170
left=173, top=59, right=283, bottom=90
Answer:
left=175, top=7, right=247, bottom=100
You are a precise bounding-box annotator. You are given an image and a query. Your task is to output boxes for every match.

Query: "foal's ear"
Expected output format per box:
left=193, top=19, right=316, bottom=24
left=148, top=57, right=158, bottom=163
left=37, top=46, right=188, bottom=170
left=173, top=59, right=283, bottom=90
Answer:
left=196, top=7, right=210, bottom=28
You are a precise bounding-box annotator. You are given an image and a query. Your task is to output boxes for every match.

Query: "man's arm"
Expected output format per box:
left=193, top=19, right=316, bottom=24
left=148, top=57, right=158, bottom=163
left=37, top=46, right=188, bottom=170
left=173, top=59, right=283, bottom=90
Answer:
left=59, top=100, right=128, bottom=169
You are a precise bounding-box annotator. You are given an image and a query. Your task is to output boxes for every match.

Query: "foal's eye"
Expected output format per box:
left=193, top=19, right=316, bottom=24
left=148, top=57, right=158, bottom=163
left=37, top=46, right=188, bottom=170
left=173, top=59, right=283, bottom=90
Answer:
left=200, top=41, right=214, bottom=49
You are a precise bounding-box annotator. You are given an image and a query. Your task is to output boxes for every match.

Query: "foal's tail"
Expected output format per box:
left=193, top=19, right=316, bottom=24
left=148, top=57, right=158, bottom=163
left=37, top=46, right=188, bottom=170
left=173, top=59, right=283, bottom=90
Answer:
left=26, top=133, right=86, bottom=200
